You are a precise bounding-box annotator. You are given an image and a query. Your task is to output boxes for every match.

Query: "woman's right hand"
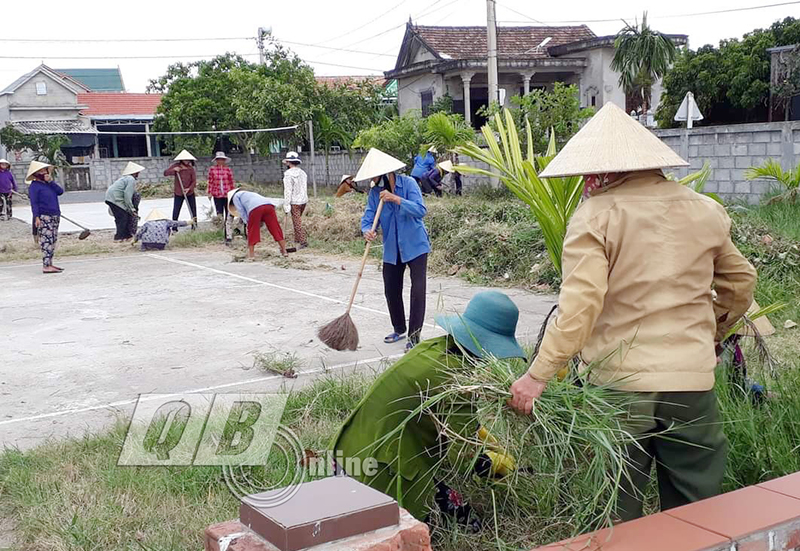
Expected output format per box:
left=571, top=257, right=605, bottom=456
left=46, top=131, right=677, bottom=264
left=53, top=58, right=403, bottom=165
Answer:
left=364, top=230, right=377, bottom=242
left=34, top=217, right=41, bottom=228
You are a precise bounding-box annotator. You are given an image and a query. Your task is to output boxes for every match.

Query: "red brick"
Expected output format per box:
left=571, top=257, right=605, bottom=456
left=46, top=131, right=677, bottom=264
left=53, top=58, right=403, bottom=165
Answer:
left=665, top=486, right=800, bottom=540
left=529, top=513, right=729, bottom=551
left=759, top=472, right=800, bottom=502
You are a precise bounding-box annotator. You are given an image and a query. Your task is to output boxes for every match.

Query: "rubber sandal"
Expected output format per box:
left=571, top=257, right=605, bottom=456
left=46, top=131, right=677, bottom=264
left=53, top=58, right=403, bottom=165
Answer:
left=384, top=332, right=405, bottom=344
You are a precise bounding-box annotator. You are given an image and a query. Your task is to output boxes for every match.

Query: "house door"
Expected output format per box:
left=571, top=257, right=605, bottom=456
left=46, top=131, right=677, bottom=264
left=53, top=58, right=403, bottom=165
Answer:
left=471, top=87, right=489, bottom=129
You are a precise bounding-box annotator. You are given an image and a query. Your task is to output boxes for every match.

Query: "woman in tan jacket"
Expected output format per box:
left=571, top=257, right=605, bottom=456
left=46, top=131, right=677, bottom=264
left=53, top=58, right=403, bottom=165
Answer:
left=509, top=102, right=757, bottom=521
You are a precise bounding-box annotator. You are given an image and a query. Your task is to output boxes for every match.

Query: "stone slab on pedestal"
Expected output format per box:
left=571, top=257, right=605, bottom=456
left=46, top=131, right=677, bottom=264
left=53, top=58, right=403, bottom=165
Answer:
left=240, top=477, right=399, bottom=551
left=204, top=508, right=432, bottom=551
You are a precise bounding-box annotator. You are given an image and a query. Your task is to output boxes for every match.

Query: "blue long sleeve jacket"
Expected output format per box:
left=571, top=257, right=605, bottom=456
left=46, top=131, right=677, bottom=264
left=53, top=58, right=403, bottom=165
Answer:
left=410, top=152, right=436, bottom=179
left=360, top=174, right=431, bottom=265
left=28, top=180, right=63, bottom=220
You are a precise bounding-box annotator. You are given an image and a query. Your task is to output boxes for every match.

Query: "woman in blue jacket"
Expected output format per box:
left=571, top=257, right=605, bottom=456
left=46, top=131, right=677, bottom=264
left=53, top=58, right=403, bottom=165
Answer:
left=359, top=149, right=431, bottom=352
left=26, top=161, right=64, bottom=274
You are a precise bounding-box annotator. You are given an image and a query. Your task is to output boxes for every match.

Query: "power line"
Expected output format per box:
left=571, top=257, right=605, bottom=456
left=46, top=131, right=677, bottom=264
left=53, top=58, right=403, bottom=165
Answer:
left=311, top=0, right=411, bottom=47
left=0, top=52, right=386, bottom=72
left=495, top=2, right=549, bottom=26
left=0, top=36, right=253, bottom=43
left=495, top=0, right=800, bottom=25
left=277, top=39, right=396, bottom=57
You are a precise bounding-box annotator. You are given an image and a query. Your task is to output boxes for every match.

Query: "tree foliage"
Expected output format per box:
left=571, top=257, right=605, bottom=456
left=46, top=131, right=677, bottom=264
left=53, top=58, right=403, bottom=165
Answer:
left=480, top=83, right=592, bottom=153
left=656, top=17, right=800, bottom=127
left=0, top=125, right=68, bottom=167
left=611, top=12, right=677, bottom=114
left=352, top=113, right=427, bottom=167
left=771, top=45, right=800, bottom=121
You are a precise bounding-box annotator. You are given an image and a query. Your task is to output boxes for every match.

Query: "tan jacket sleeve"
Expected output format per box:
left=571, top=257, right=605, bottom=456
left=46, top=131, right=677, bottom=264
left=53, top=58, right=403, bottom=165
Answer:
left=529, top=211, right=609, bottom=381
left=713, top=214, right=757, bottom=341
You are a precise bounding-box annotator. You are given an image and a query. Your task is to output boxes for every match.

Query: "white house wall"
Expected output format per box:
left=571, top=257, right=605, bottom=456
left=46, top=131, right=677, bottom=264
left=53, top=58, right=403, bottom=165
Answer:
left=8, top=73, right=79, bottom=108
left=397, top=73, right=445, bottom=115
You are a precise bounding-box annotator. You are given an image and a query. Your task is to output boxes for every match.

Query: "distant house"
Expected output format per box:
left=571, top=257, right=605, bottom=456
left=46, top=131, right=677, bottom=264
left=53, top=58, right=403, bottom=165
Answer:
left=55, top=68, right=126, bottom=92
left=386, top=22, right=687, bottom=128
left=80, top=93, right=162, bottom=158
left=0, top=64, right=97, bottom=160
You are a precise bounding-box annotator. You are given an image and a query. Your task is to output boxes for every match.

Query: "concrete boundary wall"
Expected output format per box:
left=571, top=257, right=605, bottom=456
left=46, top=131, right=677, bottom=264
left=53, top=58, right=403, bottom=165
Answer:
left=87, top=151, right=369, bottom=190
left=655, top=121, right=800, bottom=204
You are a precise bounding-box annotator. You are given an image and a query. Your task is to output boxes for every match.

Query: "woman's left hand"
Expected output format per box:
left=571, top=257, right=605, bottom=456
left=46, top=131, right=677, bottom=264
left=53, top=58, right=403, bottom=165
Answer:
left=379, top=190, right=401, bottom=205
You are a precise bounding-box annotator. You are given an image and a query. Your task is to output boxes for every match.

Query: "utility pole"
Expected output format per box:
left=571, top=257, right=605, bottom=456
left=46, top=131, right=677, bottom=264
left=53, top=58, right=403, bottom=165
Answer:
left=257, top=27, right=271, bottom=65
left=486, top=0, right=499, bottom=106
left=307, top=120, right=317, bottom=198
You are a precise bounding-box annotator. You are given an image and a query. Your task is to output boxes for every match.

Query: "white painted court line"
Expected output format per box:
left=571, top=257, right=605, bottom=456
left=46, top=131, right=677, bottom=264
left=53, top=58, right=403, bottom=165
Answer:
left=145, top=253, right=437, bottom=328
left=0, top=353, right=403, bottom=427
left=0, top=255, right=136, bottom=270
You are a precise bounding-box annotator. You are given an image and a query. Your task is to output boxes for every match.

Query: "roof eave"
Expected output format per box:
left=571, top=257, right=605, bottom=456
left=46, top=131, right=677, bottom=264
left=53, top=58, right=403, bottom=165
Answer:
left=548, top=34, right=688, bottom=56
left=386, top=57, right=588, bottom=79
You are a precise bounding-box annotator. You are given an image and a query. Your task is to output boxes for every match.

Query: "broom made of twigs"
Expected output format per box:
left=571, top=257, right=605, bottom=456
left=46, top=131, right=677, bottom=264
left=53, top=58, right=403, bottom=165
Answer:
left=317, top=198, right=385, bottom=351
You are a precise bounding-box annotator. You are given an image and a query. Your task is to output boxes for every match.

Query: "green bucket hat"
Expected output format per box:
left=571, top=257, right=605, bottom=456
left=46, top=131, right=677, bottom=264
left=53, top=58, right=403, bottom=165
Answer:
left=435, top=291, right=526, bottom=360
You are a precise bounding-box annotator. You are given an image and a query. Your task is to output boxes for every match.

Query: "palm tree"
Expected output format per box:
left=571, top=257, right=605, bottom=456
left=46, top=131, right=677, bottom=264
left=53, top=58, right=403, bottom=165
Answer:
left=314, top=113, right=352, bottom=186
left=423, top=112, right=474, bottom=163
left=745, top=158, right=800, bottom=203
left=455, top=110, right=583, bottom=275
left=611, top=12, right=677, bottom=115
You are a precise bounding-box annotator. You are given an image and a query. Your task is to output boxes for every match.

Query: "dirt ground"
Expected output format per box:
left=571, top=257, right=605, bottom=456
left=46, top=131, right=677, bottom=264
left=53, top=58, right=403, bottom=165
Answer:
left=0, top=247, right=556, bottom=451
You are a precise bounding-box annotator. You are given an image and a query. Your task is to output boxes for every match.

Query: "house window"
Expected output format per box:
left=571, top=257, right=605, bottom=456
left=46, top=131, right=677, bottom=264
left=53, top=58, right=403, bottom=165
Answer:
left=421, top=90, right=433, bottom=116
left=36, top=81, right=47, bottom=95
left=591, top=95, right=597, bottom=107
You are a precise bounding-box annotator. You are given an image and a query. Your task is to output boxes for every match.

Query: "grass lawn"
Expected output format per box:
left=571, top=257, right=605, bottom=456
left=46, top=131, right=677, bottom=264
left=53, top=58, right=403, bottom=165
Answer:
left=2, top=195, right=799, bottom=551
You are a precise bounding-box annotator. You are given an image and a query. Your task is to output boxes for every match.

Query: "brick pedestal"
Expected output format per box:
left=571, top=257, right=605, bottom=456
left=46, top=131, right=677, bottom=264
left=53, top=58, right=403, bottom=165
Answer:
left=205, top=508, right=431, bottom=551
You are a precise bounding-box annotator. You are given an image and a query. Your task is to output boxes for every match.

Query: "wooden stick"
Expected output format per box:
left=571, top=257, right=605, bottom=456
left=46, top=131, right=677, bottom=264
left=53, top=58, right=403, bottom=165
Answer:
left=345, top=198, right=385, bottom=315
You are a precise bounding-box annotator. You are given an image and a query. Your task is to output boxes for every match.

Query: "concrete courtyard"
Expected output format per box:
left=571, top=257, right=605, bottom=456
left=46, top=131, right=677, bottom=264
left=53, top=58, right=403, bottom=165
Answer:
left=0, top=249, right=556, bottom=451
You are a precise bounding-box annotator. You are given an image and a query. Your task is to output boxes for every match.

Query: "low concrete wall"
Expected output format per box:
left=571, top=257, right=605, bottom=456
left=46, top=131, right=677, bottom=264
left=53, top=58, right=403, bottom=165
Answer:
left=88, top=151, right=368, bottom=190
left=655, top=121, right=800, bottom=204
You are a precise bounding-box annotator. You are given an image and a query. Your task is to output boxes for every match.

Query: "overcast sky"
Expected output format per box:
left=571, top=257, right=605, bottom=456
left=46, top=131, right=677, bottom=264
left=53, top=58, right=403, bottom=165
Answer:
left=1, top=0, right=797, bottom=93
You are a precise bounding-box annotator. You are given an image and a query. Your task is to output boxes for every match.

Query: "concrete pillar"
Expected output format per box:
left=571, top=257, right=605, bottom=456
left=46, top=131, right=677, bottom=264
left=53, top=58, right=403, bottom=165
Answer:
left=520, top=71, right=536, bottom=95
left=145, top=123, right=153, bottom=157
left=112, top=135, right=119, bottom=158
left=461, top=72, right=476, bottom=125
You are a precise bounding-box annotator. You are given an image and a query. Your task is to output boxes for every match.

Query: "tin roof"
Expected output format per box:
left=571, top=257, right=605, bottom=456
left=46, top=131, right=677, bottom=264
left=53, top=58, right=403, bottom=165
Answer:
left=55, top=68, right=125, bottom=92
left=10, top=119, right=97, bottom=135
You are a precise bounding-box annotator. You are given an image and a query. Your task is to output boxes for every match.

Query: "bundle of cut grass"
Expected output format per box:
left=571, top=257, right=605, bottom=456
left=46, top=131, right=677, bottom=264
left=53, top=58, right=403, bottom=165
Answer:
left=415, top=354, right=659, bottom=550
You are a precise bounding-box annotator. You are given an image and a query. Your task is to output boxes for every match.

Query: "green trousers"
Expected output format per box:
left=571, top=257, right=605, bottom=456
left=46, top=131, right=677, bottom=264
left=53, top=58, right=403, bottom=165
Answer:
left=617, top=390, right=727, bottom=521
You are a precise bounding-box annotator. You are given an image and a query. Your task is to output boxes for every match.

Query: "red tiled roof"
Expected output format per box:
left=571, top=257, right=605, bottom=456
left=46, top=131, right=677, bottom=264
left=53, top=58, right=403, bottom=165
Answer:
left=315, top=75, right=387, bottom=89
left=78, top=93, right=162, bottom=116
left=413, top=25, right=596, bottom=59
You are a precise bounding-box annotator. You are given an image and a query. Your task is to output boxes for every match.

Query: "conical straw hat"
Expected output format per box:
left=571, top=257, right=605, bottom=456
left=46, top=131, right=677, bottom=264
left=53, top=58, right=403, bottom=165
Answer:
left=25, top=160, right=52, bottom=182
left=439, top=160, right=454, bottom=173
left=340, top=174, right=352, bottom=184
left=354, top=148, right=405, bottom=182
left=539, top=102, right=689, bottom=179
left=144, top=208, right=168, bottom=222
left=121, top=161, right=146, bottom=176
left=174, top=149, right=197, bottom=162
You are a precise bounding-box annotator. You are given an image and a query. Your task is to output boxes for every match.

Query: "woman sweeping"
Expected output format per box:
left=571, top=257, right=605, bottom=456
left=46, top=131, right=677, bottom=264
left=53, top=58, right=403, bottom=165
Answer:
left=332, top=291, right=524, bottom=527
left=359, top=149, right=431, bottom=352
left=27, top=161, right=64, bottom=274
left=164, top=149, right=198, bottom=229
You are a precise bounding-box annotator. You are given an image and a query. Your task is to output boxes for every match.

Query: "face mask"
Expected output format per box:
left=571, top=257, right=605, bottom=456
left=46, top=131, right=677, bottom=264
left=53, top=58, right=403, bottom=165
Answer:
left=583, top=174, right=610, bottom=198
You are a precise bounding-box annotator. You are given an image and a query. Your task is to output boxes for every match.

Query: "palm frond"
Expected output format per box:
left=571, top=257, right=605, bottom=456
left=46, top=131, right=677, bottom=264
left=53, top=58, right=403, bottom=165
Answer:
left=745, top=159, right=800, bottom=190
left=455, top=110, right=584, bottom=275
